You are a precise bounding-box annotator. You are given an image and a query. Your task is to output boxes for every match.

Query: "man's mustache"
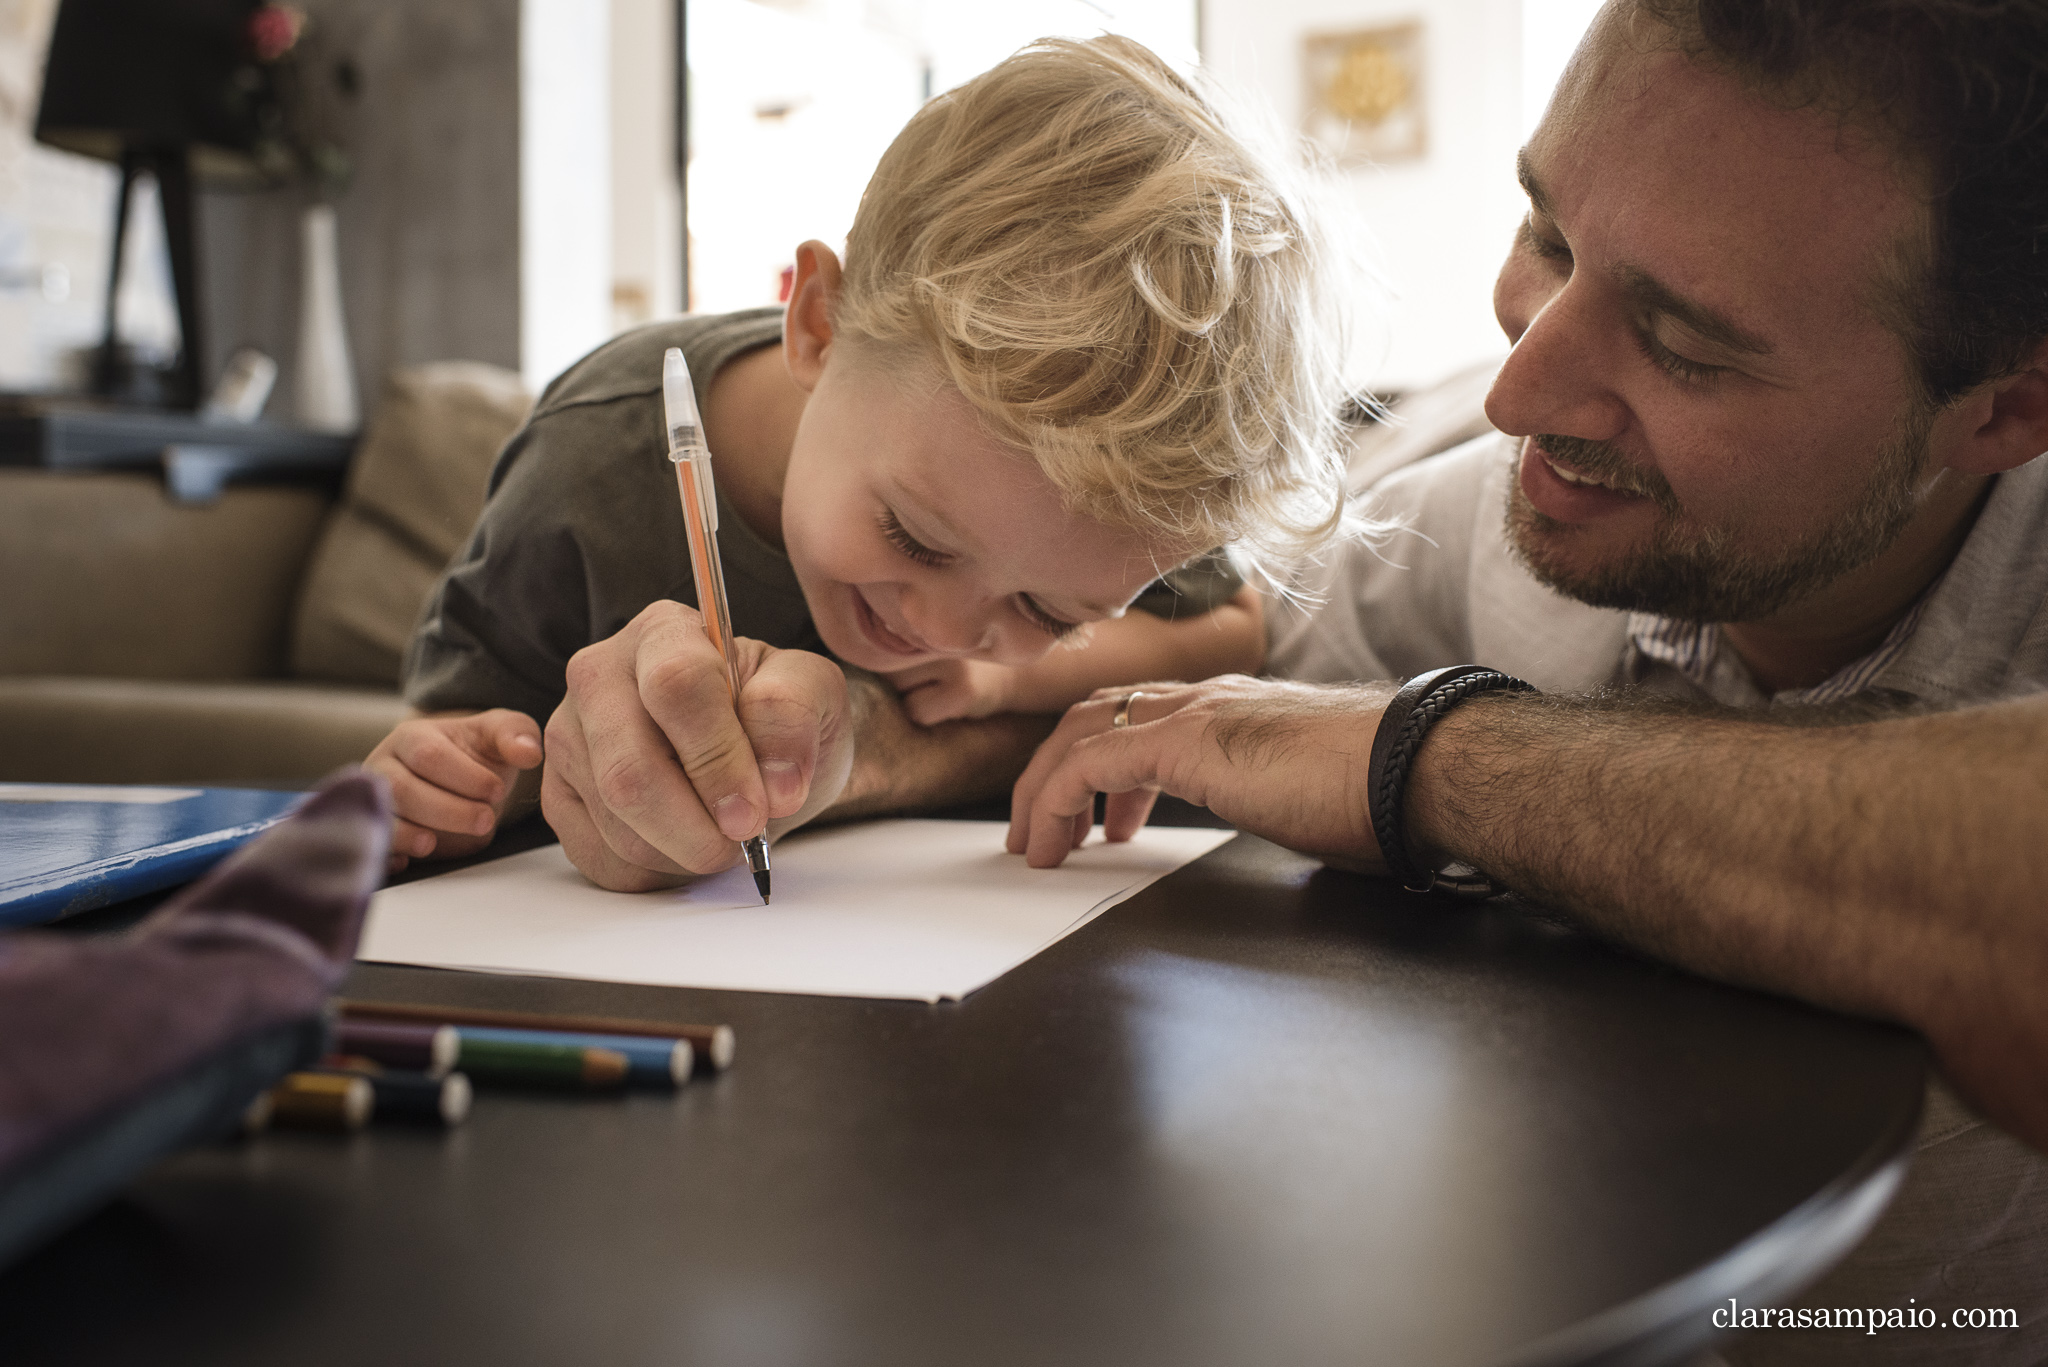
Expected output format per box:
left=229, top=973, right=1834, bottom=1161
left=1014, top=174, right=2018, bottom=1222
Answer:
left=1530, top=435, right=1681, bottom=513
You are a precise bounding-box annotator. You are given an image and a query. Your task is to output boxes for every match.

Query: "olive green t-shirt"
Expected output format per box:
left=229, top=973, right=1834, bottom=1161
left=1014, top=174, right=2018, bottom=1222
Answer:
left=404, top=308, right=1244, bottom=724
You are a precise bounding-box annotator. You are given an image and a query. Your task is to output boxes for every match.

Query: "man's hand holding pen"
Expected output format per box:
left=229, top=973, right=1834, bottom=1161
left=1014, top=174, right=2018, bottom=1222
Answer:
left=541, top=600, right=854, bottom=893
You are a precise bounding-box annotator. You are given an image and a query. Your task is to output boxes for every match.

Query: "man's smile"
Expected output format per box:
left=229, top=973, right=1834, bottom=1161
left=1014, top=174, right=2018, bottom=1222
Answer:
left=1518, top=437, right=1657, bottom=525
left=1545, top=455, right=1635, bottom=492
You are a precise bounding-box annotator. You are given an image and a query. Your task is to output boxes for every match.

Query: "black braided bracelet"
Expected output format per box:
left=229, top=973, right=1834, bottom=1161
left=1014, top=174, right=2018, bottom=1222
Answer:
left=1365, top=665, right=1536, bottom=900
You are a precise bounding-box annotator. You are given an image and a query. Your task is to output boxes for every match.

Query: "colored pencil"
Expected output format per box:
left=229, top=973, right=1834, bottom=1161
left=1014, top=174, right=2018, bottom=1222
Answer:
left=268, top=1073, right=372, bottom=1132
left=317, top=1057, right=473, bottom=1127
left=332, top=1019, right=457, bottom=1076
left=453, top=1025, right=693, bottom=1088
left=452, top=1038, right=630, bottom=1090
left=367, top=1071, right=473, bottom=1127
left=336, top=999, right=735, bottom=1072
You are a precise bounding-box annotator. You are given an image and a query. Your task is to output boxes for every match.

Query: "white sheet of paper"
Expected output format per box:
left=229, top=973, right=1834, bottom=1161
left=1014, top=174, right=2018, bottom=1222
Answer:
left=358, top=820, right=1235, bottom=1003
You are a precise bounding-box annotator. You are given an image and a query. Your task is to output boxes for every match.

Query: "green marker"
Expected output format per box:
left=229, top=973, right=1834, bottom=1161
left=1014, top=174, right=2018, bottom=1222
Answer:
left=453, top=1037, right=631, bottom=1090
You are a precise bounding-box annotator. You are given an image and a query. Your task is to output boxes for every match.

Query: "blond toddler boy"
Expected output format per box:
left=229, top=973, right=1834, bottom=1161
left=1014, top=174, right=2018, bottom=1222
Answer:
left=367, top=36, right=1357, bottom=890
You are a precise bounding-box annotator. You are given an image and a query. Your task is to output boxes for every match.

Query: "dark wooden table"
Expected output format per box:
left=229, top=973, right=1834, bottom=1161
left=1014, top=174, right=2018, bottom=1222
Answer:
left=0, top=816, right=1925, bottom=1367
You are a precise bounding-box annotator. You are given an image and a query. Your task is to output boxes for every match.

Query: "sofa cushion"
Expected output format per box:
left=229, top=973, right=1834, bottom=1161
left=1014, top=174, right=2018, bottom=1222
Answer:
left=0, top=471, right=330, bottom=682
left=0, top=677, right=410, bottom=786
left=290, top=362, right=530, bottom=686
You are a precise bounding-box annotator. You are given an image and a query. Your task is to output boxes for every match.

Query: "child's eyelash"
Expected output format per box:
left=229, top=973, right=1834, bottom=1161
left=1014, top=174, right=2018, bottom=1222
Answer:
left=876, top=507, right=1079, bottom=640
left=1017, top=593, right=1083, bottom=642
left=877, top=509, right=948, bottom=568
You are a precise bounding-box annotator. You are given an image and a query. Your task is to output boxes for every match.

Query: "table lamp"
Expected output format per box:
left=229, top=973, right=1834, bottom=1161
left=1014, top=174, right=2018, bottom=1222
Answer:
left=34, top=0, right=270, bottom=410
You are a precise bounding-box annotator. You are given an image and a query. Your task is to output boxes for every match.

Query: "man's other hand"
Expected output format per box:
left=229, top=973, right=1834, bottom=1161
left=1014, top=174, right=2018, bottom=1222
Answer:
left=1006, top=675, right=1397, bottom=871
left=542, top=600, right=852, bottom=891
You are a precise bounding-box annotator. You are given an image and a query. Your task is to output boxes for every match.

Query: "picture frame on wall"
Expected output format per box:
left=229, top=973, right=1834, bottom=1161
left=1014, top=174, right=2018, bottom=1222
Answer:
left=1302, top=20, right=1427, bottom=165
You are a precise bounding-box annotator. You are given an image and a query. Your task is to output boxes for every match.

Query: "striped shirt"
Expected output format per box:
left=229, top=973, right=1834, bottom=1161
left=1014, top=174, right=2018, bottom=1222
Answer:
left=1625, top=592, right=1935, bottom=708
left=1272, top=433, right=2048, bottom=713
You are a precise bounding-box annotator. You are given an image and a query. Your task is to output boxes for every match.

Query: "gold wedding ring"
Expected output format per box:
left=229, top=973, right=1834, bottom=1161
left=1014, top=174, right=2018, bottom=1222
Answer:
left=1112, top=691, right=1144, bottom=730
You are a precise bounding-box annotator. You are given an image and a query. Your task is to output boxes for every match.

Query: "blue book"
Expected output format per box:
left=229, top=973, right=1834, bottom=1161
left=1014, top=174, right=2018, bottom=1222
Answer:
left=0, top=784, right=307, bottom=928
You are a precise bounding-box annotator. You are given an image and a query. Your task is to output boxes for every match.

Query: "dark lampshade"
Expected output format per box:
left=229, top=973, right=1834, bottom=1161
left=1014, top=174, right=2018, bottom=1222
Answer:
left=32, top=0, right=281, bottom=407
left=35, top=0, right=267, bottom=186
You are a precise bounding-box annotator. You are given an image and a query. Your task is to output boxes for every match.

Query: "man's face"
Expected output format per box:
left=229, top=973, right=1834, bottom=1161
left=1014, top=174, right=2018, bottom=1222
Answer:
left=780, top=353, right=1190, bottom=675
left=1487, top=23, right=1940, bottom=623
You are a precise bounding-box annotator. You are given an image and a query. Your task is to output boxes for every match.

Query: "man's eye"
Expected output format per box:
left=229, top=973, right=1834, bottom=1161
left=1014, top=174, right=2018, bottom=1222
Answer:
left=1633, top=327, right=1727, bottom=386
left=1520, top=215, right=1572, bottom=265
left=877, top=509, right=948, bottom=568
left=1017, top=593, right=1083, bottom=642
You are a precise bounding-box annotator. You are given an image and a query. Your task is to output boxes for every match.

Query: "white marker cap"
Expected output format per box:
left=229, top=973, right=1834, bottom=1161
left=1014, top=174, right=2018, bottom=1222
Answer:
left=662, top=346, right=705, bottom=458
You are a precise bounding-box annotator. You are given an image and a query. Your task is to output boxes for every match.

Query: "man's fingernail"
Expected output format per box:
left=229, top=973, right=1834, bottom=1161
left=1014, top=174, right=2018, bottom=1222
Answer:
left=761, top=759, right=800, bottom=801
left=713, top=794, right=759, bottom=840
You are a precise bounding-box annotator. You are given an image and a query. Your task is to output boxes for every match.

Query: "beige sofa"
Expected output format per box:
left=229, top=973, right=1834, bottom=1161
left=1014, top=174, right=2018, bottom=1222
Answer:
left=0, top=355, right=1497, bottom=788
left=0, top=364, right=530, bottom=786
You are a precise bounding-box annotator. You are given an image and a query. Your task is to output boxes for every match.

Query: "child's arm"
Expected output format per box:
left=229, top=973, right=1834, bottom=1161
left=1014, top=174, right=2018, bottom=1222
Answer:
left=364, top=709, right=544, bottom=871
left=888, top=587, right=1264, bottom=726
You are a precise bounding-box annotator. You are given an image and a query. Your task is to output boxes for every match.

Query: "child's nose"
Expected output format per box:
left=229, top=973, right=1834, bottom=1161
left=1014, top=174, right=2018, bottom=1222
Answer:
left=902, top=588, right=998, bottom=656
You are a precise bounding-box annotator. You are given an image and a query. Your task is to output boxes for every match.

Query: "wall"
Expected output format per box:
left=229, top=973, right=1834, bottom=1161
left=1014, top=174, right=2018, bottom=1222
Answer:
left=8, top=1, right=1611, bottom=410
left=1204, top=0, right=1527, bottom=392
left=682, top=0, right=1198, bottom=315
left=609, top=0, right=682, bottom=332
left=1522, top=0, right=1605, bottom=134
left=197, top=0, right=522, bottom=424
left=519, top=0, right=610, bottom=393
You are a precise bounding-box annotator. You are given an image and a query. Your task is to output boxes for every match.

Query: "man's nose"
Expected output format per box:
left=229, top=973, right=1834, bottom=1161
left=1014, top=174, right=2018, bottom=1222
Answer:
left=1485, top=262, right=1631, bottom=443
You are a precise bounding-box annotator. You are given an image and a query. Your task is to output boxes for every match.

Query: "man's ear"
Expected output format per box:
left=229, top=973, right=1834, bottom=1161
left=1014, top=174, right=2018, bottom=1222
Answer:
left=783, top=240, right=842, bottom=394
left=1945, top=337, right=2048, bottom=476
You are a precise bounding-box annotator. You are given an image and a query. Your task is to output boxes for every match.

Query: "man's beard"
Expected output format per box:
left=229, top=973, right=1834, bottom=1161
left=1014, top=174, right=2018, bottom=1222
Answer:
left=1503, top=413, right=1933, bottom=624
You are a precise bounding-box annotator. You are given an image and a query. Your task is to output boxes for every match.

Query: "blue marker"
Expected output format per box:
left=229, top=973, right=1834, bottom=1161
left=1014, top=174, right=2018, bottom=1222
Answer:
left=453, top=1025, right=694, bottom=1088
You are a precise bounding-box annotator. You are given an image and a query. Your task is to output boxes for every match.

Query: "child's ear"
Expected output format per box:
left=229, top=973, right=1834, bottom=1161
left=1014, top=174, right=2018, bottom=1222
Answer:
left=783, top=240, right=843, bottom=394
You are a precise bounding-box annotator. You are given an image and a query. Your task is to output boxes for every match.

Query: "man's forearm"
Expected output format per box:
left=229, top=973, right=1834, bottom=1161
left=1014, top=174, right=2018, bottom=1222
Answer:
left=1405, top=691, right=2048, bottom=1148
left=824, top=669, right=1057, bottom=822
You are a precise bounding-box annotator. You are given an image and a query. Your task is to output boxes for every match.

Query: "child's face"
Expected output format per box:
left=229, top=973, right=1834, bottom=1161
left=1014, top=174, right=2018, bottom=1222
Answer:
left=781, top=354, right=1189, bottom=676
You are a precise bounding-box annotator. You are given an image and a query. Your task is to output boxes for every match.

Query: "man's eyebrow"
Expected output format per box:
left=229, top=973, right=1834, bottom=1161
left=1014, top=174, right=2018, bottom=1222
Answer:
left=1615, top=265, right=1776, bottom=358
left=1518, top=147, right=1774, bottom=360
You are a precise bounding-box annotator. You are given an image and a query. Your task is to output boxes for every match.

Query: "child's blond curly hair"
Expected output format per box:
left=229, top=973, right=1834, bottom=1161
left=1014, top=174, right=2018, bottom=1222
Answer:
left=838, top=35, right=1363, bottom=581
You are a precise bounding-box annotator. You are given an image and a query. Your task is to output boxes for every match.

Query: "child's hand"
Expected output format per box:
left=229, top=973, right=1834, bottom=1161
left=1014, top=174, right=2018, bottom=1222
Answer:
left=364, top=709, right=543, bottom=872
left=885, top=658, right=1019, bottom=725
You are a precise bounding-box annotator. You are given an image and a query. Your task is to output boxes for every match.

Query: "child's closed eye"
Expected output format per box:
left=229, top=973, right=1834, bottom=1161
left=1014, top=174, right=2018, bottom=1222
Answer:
left=1017, top=594, right=1084, bottom=642
left=877, top=509, right=949, bottom=568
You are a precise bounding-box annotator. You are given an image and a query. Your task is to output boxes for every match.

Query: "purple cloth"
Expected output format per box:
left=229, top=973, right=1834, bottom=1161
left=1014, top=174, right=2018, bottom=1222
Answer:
left=0, top=772, right=389, bottom=1176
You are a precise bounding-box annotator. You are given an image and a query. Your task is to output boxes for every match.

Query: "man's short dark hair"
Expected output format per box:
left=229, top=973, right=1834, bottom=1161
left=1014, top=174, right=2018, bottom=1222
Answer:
left=1638, top=0, right=2048, bottom=406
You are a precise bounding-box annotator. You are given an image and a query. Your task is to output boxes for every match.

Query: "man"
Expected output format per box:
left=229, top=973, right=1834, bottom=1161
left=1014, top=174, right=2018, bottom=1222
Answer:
left=1011, top=2, right=2048, bottom=1363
